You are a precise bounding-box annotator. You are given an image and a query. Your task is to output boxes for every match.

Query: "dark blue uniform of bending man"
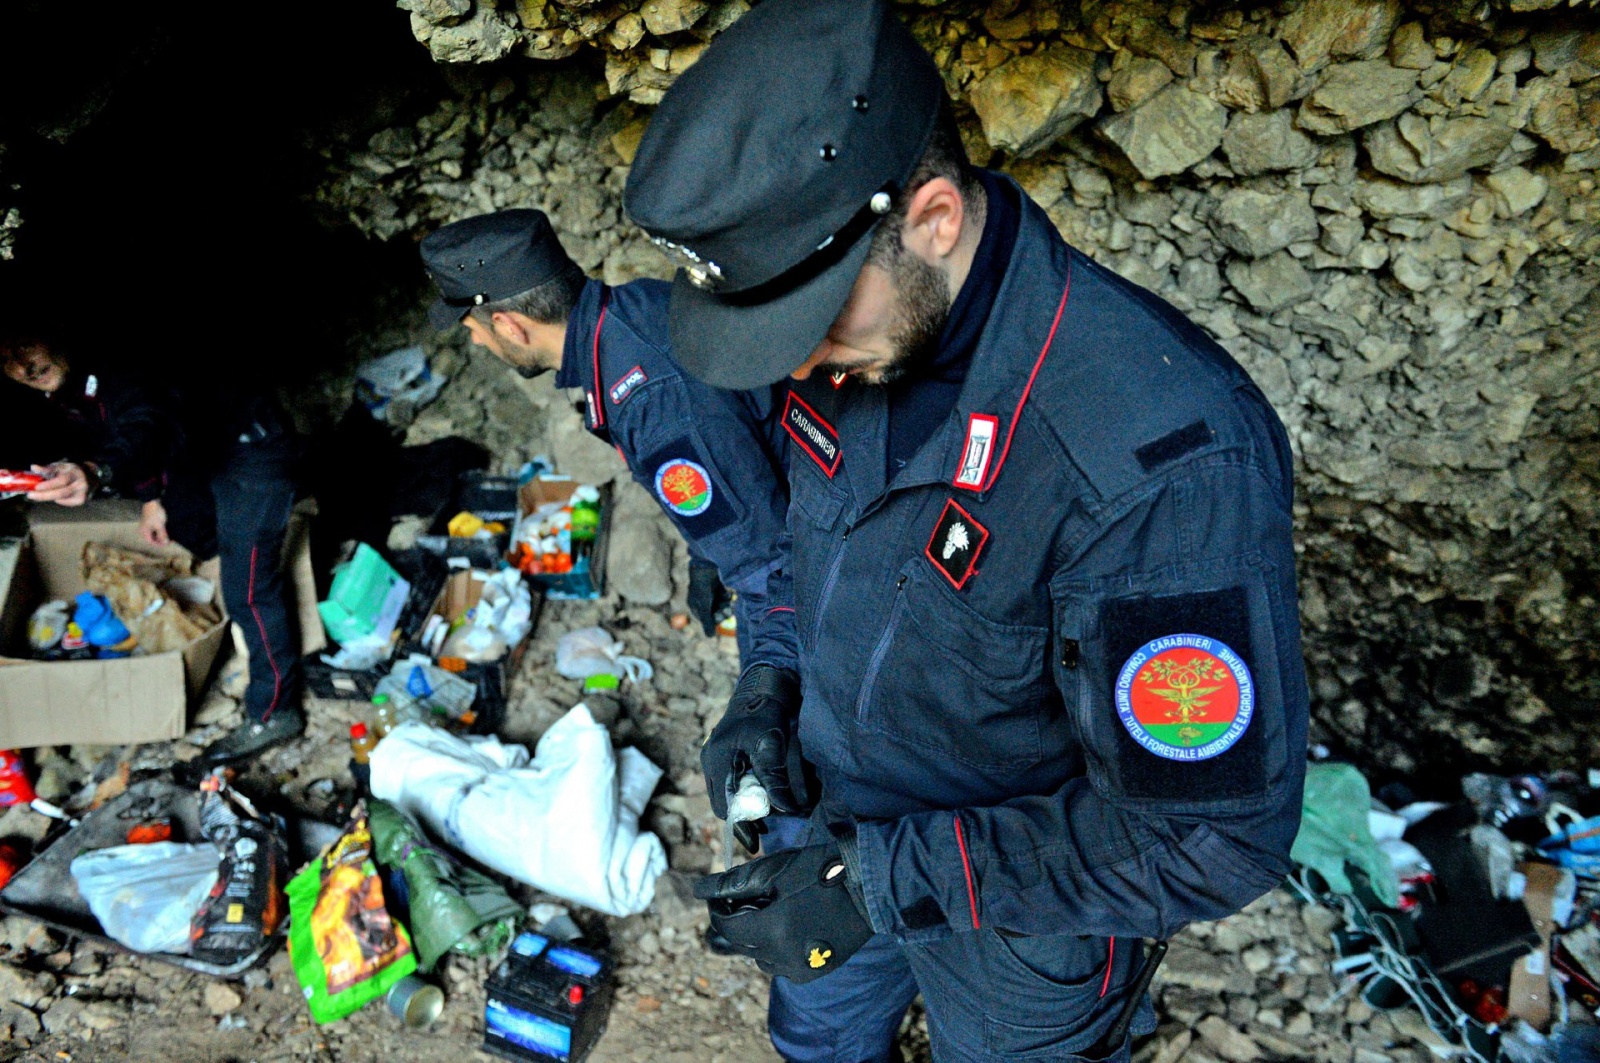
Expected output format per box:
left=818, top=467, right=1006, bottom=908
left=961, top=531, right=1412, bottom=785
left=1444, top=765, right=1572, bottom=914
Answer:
left=420, top=211, right=810, bottom=828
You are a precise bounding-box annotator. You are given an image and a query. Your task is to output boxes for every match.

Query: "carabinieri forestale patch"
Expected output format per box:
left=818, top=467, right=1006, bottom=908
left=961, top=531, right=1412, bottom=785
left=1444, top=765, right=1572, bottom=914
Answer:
left=655, top=457, right=714, bottom=517
left=1115, top=634, right=1254, bottom=761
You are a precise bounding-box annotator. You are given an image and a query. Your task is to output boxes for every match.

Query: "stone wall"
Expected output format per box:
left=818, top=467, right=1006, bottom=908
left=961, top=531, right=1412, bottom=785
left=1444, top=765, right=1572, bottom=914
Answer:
left=318, top=0, right=1600, bottom=779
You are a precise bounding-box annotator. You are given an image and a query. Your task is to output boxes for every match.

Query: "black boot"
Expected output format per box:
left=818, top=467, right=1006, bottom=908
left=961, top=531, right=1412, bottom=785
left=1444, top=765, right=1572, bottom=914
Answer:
left=200, top=709, right=305, bottom=764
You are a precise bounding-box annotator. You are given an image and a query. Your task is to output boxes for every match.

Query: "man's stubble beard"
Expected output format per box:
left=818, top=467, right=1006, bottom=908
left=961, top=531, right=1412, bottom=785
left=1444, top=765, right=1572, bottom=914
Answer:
left=480, top=330, right=554, bottom=379
left=827, top=251, right=950, bottom=387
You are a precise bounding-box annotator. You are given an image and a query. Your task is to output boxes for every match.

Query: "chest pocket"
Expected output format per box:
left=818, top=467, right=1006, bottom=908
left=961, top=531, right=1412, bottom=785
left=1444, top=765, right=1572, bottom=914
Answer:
left=852, top=558, right=1052, bottom=772
left=789, top=461, right=846, bottom=531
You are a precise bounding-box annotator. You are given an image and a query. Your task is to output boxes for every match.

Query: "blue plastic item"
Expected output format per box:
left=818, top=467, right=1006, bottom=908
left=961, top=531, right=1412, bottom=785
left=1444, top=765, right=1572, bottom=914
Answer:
left=1541, top=815, right=1600, bottom=854
left=407, top=665, right=433, bottom=699
left=1540, top=815, right=1600, bottom=874
left=73, top=592, right=130, bottom=648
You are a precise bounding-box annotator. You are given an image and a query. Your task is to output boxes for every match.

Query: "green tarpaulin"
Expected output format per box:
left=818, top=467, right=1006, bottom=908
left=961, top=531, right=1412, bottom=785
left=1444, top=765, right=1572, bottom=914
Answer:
left=368, top=798, right=521, bottom=971
left=1290, top=761, right=1401, bottom=908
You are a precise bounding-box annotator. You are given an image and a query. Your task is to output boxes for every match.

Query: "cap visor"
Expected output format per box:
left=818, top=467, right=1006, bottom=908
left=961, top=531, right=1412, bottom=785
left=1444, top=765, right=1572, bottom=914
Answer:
left=428, top=297, right=467, bottom=331
left=667, top=234, right=873, bottom=390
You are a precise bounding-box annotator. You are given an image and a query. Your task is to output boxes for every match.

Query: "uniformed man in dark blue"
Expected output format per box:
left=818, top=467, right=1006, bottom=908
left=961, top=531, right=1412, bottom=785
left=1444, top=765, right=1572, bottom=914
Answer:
left=624, top=2, right=1310, bottom=1060
left=420, top=211, right=813, bottom=830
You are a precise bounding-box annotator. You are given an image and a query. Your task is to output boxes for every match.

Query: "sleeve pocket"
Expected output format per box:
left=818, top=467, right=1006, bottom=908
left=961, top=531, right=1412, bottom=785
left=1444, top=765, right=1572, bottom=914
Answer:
left=1051, top=552, right=1290, bottom=816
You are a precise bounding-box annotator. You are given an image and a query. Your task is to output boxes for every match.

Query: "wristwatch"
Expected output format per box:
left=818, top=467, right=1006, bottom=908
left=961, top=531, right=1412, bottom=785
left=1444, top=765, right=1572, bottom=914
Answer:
left=80, top=461, right=107, bottom=496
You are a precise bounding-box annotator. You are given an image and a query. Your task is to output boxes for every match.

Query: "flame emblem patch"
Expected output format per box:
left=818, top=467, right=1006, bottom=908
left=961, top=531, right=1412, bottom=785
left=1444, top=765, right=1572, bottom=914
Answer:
left=1115, top=634, right=1254, bottom=761
left=925, top=498, right=988, bottom=590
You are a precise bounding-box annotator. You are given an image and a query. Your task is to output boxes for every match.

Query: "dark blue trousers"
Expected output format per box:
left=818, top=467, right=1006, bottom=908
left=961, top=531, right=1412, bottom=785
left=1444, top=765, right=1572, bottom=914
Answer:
left=165, top=441, right=300, bottom=723
left=759, top=818, right=1154, bottom=1063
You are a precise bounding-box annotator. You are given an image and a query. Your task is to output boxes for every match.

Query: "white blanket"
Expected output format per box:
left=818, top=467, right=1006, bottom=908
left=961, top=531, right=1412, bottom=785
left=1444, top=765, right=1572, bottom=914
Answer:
left=370, top=704, right=665, bottom=916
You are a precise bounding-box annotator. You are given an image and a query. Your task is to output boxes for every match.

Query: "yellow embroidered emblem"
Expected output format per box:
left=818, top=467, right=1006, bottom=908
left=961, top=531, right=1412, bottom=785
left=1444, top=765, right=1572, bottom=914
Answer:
left=808, top=947, right=832, bottom=969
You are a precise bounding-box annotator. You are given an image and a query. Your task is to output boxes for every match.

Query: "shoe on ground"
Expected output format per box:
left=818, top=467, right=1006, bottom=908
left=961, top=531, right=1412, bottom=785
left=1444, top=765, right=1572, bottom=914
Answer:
left=200, top=709, right=305, bottom=764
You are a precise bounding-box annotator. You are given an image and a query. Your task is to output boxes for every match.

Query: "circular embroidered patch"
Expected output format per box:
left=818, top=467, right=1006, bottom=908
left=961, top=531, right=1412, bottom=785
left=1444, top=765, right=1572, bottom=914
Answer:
left=1115, top=634, right=1254, bottom=762
left=655, top=458, right=713, bottom=517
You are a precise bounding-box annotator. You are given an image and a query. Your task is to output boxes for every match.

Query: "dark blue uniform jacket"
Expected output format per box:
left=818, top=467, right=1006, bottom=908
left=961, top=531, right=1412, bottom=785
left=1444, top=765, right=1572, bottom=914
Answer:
left=781, top=176, right=1309, bottom=944
left=557, top=278, right=798, bottom=672
left=19, top=367, right=170, bottom=502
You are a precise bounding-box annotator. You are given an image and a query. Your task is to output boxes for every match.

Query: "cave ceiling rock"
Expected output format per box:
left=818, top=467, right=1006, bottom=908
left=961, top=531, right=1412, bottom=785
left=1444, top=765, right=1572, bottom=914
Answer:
left=1212, top=187, right=1320, bottom=258
left=1297, top=59, right=1422, bottom=135
left=1097, top=81, right=1228, bottom=179
left=1108, top=53, right=1175, bottom=113
left=1365, top=112, right=1518, bottom=184
left=969, top=45, right=1102, bottom=157
left=1279, top=0, right=1404, bottom=71
left=1222, top=108, right=1320, bottom=174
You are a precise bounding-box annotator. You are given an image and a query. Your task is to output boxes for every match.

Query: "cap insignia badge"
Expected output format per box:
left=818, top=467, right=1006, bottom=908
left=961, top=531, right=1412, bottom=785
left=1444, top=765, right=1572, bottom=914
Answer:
left=651, top=236, right=725, bottom=290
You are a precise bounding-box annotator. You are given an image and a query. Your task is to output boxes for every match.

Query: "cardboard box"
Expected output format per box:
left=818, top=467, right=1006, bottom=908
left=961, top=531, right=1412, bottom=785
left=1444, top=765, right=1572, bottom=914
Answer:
left=376, top=568, right=544, bottom=734
left=427, top=568, right=543, bottom=678
left=514, top=478, right=610, bottom=601
left=0, top=500, right=322, bottom=749
left=285, top=503, right=327, bottom=658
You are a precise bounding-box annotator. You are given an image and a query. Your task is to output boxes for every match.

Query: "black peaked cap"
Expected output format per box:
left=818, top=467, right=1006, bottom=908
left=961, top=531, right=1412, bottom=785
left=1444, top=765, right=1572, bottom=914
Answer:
left=624, top=0, right=945, bottom=388
left=419, top=209, right=577, bottom=330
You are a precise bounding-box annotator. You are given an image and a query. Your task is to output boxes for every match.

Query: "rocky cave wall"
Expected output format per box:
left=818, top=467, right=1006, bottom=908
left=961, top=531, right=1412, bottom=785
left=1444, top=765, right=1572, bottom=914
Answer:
left=315, top=0, right=1600, bottom=782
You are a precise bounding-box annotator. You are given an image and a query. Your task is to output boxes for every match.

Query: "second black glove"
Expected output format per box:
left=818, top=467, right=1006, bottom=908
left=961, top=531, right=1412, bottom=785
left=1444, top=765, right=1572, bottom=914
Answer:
left=702, top=663, right=813, bottom=822
left=694, top=837, right=872, bottom=984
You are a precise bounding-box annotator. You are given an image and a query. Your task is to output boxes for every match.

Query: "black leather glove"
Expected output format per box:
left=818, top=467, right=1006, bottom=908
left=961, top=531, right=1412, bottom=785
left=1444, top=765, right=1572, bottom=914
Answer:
left=686, top=558, right=727, bottom=637
left=694, top=832, right=872, bottom=984
left=702, top=664, right=813, bottom=826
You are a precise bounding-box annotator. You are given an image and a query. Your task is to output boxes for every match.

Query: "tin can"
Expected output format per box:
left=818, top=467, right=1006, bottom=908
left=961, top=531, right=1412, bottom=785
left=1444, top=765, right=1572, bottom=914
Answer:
left=387, top=975, right=445, bottom=1030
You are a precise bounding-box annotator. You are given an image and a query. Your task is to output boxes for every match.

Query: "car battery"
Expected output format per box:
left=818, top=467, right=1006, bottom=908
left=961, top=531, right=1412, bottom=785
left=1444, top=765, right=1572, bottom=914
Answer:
left=483, top=932, right=614, bottom=1063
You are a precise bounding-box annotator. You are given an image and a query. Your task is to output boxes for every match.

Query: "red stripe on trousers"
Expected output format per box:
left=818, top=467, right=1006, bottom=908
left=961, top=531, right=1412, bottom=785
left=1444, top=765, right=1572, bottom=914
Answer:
left=248, top=545, right=284, bottom=720
left=954, top=814, right=980, bottom=930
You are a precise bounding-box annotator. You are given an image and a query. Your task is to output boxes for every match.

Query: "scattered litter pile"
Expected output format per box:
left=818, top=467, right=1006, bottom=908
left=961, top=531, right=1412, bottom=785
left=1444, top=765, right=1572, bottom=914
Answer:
left=0, top=383, right=665, bottom=1054
left=1292, top=760, right=1600, bottom=1062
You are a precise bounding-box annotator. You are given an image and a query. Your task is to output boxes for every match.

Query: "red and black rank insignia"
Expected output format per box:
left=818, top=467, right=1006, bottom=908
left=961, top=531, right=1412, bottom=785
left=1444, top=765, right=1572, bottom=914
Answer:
left=783, top=391, right=842, bottom=478
left=925, top=498, right=988, bottom=590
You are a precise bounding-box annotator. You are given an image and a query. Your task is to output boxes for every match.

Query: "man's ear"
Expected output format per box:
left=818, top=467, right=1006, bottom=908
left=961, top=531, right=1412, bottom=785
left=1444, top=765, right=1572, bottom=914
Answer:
left=490, top=310, right=533, bottom=347
left=901, top=177, right=966, bottom=264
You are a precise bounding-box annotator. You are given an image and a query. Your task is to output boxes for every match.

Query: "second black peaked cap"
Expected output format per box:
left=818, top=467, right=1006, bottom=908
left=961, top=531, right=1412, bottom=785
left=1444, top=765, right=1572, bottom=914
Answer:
left=419, top=209, right=577, bottom=330
left=623, top=0, right=945, bottom=389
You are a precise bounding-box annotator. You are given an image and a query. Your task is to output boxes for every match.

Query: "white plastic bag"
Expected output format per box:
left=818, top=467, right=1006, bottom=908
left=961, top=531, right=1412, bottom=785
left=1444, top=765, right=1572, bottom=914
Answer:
left=369, top=706, right=665, bottom=916
left=355, top=346, right=446, bottom=424
left=477, top=569, right=534, bottom=648
left=70, top=842, right=220, bottom=954
left=555, top=627, right=653, bottom=683
left=439, top=570, right=534, bottom=662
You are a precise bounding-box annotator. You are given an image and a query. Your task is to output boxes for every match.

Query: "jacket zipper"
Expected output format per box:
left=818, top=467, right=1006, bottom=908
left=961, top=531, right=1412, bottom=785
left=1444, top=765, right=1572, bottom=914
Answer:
left=854, top=573, right=908, bottom=722
left=807, top=529, right=849, bottom=649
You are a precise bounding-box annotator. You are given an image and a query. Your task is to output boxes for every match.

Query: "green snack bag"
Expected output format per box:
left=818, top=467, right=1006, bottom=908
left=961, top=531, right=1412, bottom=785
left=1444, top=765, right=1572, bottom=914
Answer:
left=287, top=815, right=417, bottom=1024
